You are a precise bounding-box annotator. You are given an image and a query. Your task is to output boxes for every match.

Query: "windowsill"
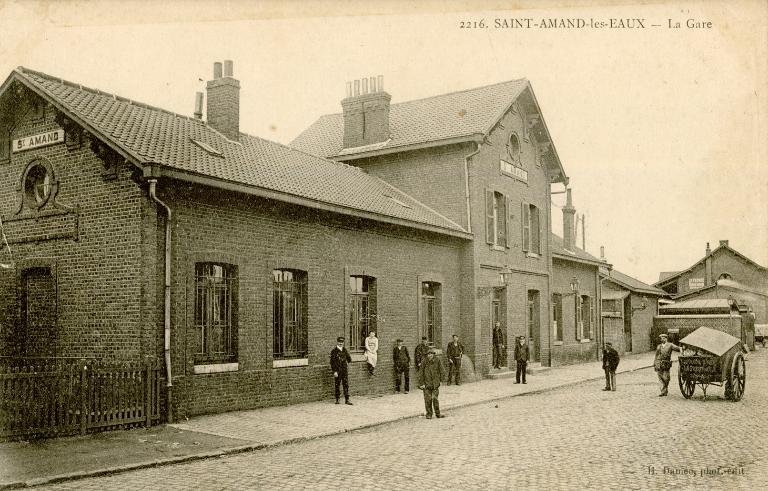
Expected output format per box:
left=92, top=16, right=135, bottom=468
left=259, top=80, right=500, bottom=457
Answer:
left=351, top=353, right=367, bottom=362
left=193, top=362, right=239, bottom=374
left=580, top=339, right=592, bottom=344
left=491, top=245, right=505, bottom=252
left=553, top=341, right=563, bottom=346
left=526, top=252, right=540, bottom=259
left=272, top=358, right=309, bottom=368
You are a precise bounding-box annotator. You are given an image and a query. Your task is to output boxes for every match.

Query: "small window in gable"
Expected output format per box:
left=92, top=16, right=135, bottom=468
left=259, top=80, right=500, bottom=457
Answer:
left=507, top=133, right=521, bottom=162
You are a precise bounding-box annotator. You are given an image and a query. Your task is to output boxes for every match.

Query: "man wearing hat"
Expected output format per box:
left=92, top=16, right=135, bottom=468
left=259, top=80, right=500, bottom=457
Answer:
left=392, top=338, right=411, bottom=393
left=514, top=336, right=529, bottom=384
left=418, top=348, right=445, bottom=419
left=330, top=336, right=353, bottom=405
left=654, top=333, right=680, bottom=396
left=415, top=336, right=430, bottom=369
left=602, top=341, right=620, bottom=391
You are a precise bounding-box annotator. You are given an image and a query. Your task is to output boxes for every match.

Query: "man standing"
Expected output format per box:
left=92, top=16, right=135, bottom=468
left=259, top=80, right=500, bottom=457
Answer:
left=393, top=338, right=410, bottom=393
left=602, top=341, right=620, bottom=391
left=415, top=336, right=430, bottom=369
left=418, top=349, right=445, bottom=419
left=330, top=336, right=353, bottom=405
left=446, top=334, right=464, bottom=385
left=654, top=333, right=680, bottom=397
left=514, top=336, right=529, bottom=384
left=492, top=322, right=505, bottom=369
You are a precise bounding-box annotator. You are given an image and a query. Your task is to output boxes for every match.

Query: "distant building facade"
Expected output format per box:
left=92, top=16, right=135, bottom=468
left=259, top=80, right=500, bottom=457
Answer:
left=655, top=241, right=768, bottom=323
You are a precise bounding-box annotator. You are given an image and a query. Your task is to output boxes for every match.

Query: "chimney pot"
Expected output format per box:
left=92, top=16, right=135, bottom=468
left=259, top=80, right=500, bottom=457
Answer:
left=194, top=92, right=204, bottom=119
left=223, top=60, right=233, bottom=77
left=370, top=76, right=376, bottom=92
left=362, top=78, right=369, bottom=94
left=377, top=75, right=383, bottom=92
left=213, top=62, right=223, bottom=79
left=600, top=246, right=605, bottom=259
left=346, top=81, right=352, bottom=98
left=354, top=80, right=360, bottom=96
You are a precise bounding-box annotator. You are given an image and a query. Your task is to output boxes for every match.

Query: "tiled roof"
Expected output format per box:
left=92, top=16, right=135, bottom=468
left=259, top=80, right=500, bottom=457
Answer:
left=550, top=233, right=604, bottom=266
left=291, top=79, right=529, bottom=158
left=9, top=67, right=467, bottom=237
left=659, top=298, right=732, bottom=314
left=603, top=269, right=667, bottom=296
left=658, top=271, right=680, bottom=282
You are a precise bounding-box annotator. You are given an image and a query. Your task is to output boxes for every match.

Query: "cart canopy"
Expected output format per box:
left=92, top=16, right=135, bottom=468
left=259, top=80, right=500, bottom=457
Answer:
left=679, top=326, right=741, bottom=356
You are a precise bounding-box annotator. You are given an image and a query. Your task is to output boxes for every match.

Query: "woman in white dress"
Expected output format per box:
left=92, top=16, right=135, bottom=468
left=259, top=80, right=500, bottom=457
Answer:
left=364, top=331, right=379, bottom=375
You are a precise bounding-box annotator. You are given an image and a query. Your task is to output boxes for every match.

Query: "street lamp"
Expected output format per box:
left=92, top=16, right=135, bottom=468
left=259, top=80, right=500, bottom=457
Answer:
left=500, top=265, right=514, bottom=286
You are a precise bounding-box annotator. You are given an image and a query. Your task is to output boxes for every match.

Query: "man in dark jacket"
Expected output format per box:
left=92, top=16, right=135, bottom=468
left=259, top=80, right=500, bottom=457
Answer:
left=393, top=338, right=410, bottom=393
left=602, top=341, right=620, bottom=391
left=330, top=336, right=353, bottom=405
left=492, top=322, right=505, bottom=369
left=418, top=349, right=445, bottom=419
left=514, top=336, right=529, bottom=384
left=414, top=336, right=430, bottom=369
left=446, top=334, right=464, bottom=385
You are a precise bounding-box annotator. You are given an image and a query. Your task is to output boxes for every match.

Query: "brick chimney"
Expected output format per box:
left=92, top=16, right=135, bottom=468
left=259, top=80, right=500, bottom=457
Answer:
left=341, top=75, right=391, bottom=148
left=562, top=188, right=576, bottom=251
left=206, top=60, right=240, bottom=141
left=705, top=242, right=713, bottom=286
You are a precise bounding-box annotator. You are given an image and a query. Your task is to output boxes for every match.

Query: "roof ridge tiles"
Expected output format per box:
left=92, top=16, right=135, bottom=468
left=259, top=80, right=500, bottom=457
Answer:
left=15, top=66, right=204, bottom=124
left=319, top=78, right=528, bottom=117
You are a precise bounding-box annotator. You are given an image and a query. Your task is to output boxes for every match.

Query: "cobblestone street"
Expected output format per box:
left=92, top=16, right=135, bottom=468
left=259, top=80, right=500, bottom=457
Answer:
left=39, top=350, right=768, bottom=490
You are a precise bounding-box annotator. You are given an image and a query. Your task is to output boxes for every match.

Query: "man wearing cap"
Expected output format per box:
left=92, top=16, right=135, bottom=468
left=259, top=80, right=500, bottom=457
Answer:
left=446, top=334, right=464, bottom=385
left=602, top=341, right=620, bottom=391
left=418, top=349, right=445, bottom=419
left=415, top=336, right=430, bottom=369
left=330, top=336, right=353, bottom=405
left=514, top=336, right=529, bottom=384
left=393, top=338, right=410, bottom=393
left=654, top=333, right=680, bottom=396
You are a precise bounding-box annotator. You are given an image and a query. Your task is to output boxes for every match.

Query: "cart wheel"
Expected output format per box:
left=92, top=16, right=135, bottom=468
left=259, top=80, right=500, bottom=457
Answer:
left=725, top=352, right=746, bottom=401
left=678, top=371, right=695, bottom=399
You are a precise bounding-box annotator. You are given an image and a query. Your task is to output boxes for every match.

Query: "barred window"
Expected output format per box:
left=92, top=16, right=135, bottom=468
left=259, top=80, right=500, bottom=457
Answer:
left=194, top=263, right=237, bottom=363
left=421, top=282, right=442, bottom=346
left=349, top=276, right=376, bottom=351
left=581, top=295, right=593, bottom=340
left=273, top=269, right=308, bottom=359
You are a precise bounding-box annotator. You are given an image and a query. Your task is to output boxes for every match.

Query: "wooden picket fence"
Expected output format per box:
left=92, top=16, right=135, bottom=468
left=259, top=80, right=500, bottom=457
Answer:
left=0, top=359, right=162, bottom=440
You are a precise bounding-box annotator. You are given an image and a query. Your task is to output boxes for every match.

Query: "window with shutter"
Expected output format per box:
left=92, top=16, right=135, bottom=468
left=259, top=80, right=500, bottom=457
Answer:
left=530, top=205, right=540, bottom=254
left=495, top=192, right=505, bottom=246
left=485, top=190, right=494, bottom=244
left=522, top=202, right=530, bottom=252
left=505, top=197, right=512, bottom=248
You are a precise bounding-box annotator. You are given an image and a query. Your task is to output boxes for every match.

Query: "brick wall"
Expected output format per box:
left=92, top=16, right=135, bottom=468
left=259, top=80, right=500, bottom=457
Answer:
left=159, top=183, right=465, bottom=417
left=0, top=99, right=148, bottom=361
left=674, top=248, right=768, bottom=295
left=551, top=258, right=599, bottom=366
left=652, top=315, right=743, bottom=346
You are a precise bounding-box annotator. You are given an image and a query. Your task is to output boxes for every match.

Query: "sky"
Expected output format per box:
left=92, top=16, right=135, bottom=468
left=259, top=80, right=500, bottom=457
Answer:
left=1, top=0, right=766, bottom=285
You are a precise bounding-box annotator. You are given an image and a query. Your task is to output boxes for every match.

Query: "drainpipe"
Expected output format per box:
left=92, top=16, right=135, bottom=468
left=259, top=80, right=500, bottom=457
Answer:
left=463, top=141, right=482, bottom=233
left=148, top=178, right=173, bottom=423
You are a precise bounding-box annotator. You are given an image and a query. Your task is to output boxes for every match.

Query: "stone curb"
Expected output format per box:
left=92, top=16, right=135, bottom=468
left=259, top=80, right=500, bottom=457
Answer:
left=0, top=360, right=656, bottom=489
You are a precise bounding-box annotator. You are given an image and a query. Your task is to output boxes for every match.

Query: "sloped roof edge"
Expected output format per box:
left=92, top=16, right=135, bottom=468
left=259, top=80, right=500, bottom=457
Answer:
left=654, top=244, right=768, bottom=287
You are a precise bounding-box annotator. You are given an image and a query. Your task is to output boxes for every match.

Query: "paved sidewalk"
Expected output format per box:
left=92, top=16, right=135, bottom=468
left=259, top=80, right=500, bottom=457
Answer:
left=0, top=350, right=659, bottom=489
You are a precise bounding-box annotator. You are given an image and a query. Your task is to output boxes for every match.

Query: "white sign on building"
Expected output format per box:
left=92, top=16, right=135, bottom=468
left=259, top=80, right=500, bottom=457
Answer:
left=12, top=129, right=65, bottom=153
left=689, top=278, right=705, bottom=289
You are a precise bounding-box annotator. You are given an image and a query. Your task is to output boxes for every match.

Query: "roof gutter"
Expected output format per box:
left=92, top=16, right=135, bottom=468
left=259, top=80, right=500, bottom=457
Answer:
left=147, top=178, right=174, bottom=423
left=153, top=167, right=472, bottom=240
left=333, top=134, right=485, bottom=162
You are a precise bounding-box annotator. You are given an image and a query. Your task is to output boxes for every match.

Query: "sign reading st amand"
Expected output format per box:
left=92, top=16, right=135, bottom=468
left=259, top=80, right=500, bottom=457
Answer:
left=12, top=129, right=65, bottom=153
